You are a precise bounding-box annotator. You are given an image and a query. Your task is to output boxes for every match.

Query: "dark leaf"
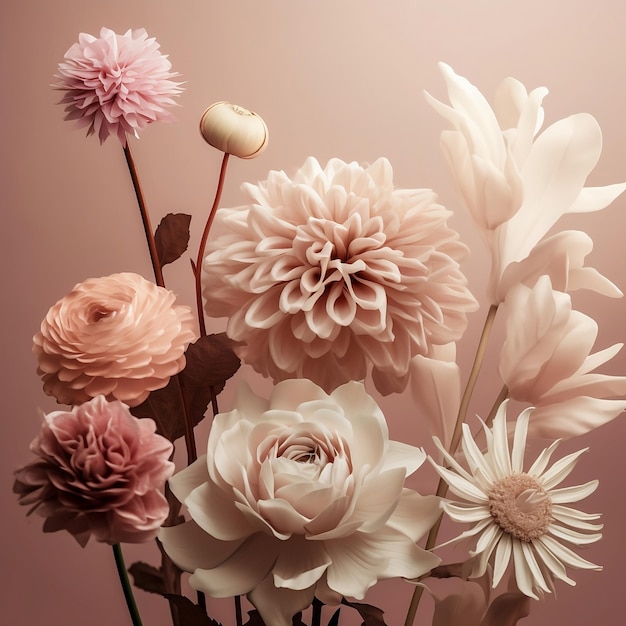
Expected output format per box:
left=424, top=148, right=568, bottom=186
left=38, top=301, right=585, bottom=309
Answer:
left=130, top=333, right=241, bottom=442
left=327, top=608, right=341, bottom=626
left=163, top=594, right=223, bottom=626
left=242, top=610, right=305, bottom=626
left=430, top=563, right=466, bottom=579
left=128, top=561, right=167, bottom=595
left=155, top=213, right=192, bottom=266
left=341, top=599, right=387, bottom=626
left=482, top=592, right=531, bottom=626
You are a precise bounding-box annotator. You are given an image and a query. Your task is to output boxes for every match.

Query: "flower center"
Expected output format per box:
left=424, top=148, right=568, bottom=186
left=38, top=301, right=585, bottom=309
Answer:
left=488, top=473, right=552, bottom=542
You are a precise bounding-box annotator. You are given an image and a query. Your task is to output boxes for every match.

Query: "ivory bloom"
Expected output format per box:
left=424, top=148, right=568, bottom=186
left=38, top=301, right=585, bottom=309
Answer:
left=431, top=402, right=603, bottom=600
left=202, top=156, right=477, bottom=395
left=160, top=379, right=441, bottom=626
left=498, top=276, right=626, bottom=438
left=427, top=63, right=625, bottom=303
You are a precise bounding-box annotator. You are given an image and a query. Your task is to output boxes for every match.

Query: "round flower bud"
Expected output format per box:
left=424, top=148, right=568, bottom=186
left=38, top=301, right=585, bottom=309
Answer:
left=199, top=102, right=268, bottom=158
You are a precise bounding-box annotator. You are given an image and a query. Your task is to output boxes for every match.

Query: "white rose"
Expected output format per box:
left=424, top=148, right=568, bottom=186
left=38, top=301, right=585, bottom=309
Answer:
left=160, top=379, right=441, bottom=626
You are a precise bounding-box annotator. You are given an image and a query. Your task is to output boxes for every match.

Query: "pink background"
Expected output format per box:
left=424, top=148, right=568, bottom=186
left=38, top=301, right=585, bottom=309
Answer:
left=3, top=1, right=626, bottom=624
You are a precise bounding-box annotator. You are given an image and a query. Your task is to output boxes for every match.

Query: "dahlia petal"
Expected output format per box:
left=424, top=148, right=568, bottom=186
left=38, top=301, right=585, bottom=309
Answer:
left=386, top=491, right=442, bottom=542
left=273, top=537, right=331, bottom=589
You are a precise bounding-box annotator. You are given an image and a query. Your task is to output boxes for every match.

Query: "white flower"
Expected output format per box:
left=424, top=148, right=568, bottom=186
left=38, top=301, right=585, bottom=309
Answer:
left=427, top=63, right=626, bottom=303
left=160, top=379, right=441, bottom=626
left=430, top=401, right=603, bottom=599
left=202, top=156, right=477, bottom=395
left=499, top=276, right=626, bottom=438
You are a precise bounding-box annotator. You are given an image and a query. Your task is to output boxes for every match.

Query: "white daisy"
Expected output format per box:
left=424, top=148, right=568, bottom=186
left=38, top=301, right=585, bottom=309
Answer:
left=430, top=400, right=602, bottom=599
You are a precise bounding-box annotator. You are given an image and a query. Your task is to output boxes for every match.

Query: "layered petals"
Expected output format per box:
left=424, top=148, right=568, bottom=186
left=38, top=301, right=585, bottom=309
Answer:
left=160, top=379, right=440, bottom=623
left=499, top=276, right=626, bottom=437
left=202, top=156, right=477, bottom=394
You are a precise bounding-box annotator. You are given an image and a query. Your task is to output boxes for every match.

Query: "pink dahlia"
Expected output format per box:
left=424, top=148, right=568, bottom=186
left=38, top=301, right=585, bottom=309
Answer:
left=34, top=272, right=196, bottom=407
left=55, top=27, right=183, bottom=144
left=14, top=396, right=174, bottom=546
left=202, top=157, right=477, bottom=394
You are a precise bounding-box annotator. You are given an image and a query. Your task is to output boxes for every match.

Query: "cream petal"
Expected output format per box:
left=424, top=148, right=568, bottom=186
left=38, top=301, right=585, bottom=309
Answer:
left=539, top=534, right=602, bottom=571
left=492, top=532, right=513, bottom=587
left=189, top=532, right=279, bottom=597
left=386, top=491, right=442, bottom=542
left=549, top=479, right=599, bottom=504
left=511, top=541, right=539, bottom=599
left=158, top=520, right=245, bottom=572
left=568, top=182, right=626, bottom=214
left=168, top=456, right=210, bottom=503
left=548, top=523, right=602, bottom=545
left=273, top=537, right=331, bottom=590
left=248, top=573, right=315, bottom=626
left=538, top=448, right=588, bottom=489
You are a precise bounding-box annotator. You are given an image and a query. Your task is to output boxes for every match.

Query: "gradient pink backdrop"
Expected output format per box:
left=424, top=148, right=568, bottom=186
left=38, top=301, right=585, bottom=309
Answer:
left=3, top=1, right=626, bottom=624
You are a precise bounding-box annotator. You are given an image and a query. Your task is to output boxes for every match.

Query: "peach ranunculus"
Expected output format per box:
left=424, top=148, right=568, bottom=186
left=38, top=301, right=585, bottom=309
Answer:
left=160, top=379, right=441, bottom=626
left=13, top=396, right=174, bottom=546
left=426, top=63, right=626, bottom=304
left=55, top=27, right=183, bottom=145
left=34, top=272, right=196, bottom=407
left=498, top=276, right=626, bottom=438
left=202, top=156, right=477, bottom=395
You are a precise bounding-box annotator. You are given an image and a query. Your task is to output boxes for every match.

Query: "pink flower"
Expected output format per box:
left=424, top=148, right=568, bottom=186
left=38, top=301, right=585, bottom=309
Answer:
left=34, top=272, right=196, bottom=407
left=160, top=379, right=441, bottom=626
left=499, top=276, right=626, bottom=438
left=13, top=396, right=174, bottom=546
left=202, top=157, right=477, bottom=395
left=55, top=27, right=183, bottom=144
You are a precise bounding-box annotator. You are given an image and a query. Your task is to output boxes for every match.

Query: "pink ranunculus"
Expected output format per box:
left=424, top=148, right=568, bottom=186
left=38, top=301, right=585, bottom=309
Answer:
left=33, top=272, right=196, bottom=407
left=160, top=379, right=441, bottom=626
left=202, top=157, right=477, bottom=395
left=499, top=275, right=626, bottom=437
left=13, top=396, right=174, bottom=546
left=55, top=27, right=183, bottom=145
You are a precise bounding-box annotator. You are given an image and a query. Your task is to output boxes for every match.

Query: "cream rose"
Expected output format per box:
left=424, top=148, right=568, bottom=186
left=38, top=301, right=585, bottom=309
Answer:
left=160, top=379, right=441, bottom=626
left=33, top=272, right=196, bottom=407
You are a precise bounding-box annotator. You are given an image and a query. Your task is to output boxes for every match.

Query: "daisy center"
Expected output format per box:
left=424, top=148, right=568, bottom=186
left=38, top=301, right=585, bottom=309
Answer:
left=488, top=473, right=552, bottom=542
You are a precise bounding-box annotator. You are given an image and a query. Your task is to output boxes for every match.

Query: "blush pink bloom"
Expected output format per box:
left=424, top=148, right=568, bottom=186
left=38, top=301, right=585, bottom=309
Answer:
left=34, top=272, right=196, bottom=407
left=160, top=379, right=441, bottom=626
left=427, top=63, right=625, bottom=303
left=55, top=27, right=183, bottom=144
left=202, top=157, right=477, bottom=395
left=499, top=276, right=626, bottom=438
left=13, top=396, right=174, bottom=546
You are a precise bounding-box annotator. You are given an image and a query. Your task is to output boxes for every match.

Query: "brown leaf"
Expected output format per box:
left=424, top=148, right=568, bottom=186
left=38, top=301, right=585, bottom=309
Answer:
left=130, top=333, right=241, bottom=442
left=155, top=213, right=192, bottom=267
left=163, top=594, right=223, bottom=626
left=128, top=561, right=167, bottom=595
left=341, top=599, right=387, bottom=626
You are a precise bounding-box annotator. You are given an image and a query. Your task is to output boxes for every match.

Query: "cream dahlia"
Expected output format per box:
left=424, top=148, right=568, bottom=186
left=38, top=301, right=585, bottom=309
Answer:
left=13, top=396, right=174, bottom=546
left=160, top=379, right=441, bottom=626
left=202, top=157, right=477, bottom=395
left=34, top=272, right=196, bottom=407
left=55, top=27, right=183, bottom=144
left=430, top=401, right=602, bottom=599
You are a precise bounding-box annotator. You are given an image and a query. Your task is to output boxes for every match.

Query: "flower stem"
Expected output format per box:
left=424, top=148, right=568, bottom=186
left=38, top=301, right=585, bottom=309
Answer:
left=113, top=543, right=143, bottom=626
left=123, top=143, right=165, bottom=288
left=195, top=152, right=230, bottom=336
left=485, top=384, right=509, bottom=428
left=403, top=304, right=499, bottom=626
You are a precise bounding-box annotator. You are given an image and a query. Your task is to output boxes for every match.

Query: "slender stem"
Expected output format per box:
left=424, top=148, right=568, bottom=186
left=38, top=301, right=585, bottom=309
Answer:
left=235, top=595, right=243, bottom=626
left=403, top=304, right=499, bottom=626
left=113, top=543, right=144, bottom=626
left=311, top=598, right=323, bottom=626
left=485, top=384, right=509, bottom=428
left=123, top=143, right=165, bottom=287
left=195, top=152, right=230, bottom=336
left=172, top=374, right=197, bottom=464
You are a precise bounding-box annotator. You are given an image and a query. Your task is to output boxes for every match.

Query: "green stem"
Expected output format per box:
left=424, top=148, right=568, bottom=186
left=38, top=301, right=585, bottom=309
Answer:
left=123, top=143, right=165, bottom=288
left=195, top=152, right=230, bottom=336
left=403, top=304, right=499, bottom=626
left=113, top=543, right=143, bottom=626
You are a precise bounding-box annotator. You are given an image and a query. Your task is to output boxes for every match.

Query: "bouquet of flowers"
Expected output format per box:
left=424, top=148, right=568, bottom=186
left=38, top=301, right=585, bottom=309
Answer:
left=14, top=27, right=626, bottom=626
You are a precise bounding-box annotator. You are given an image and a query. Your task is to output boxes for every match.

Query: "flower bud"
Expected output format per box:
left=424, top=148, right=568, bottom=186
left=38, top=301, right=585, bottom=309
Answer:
left=199, top=102, right=268, bottom=158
